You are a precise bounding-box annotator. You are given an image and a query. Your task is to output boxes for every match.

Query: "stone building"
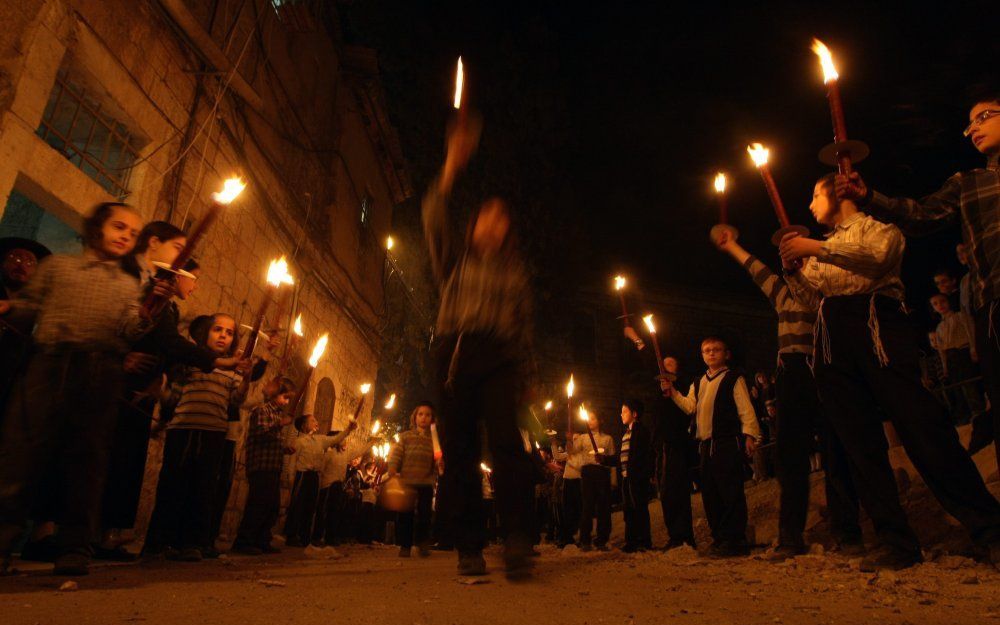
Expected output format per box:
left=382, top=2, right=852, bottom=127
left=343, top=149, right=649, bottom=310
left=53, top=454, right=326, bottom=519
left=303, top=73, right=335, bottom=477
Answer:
left=0, top=0, right=409, bottom=539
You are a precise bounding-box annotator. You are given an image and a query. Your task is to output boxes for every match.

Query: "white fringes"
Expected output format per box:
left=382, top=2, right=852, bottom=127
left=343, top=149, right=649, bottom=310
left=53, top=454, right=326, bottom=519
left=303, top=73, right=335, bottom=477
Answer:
left=810, top=298, right=831, bottom=374
left=867, top=294, right=890, bottom=368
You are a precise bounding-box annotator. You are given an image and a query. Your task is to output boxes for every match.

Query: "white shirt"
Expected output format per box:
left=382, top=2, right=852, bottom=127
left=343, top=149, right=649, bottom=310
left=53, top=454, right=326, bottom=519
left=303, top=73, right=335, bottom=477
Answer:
left=935, top=310, right=975, bottom=351
left=293, top=432, right=347, bottom=472
left=672, top=368, right=760, bottom=441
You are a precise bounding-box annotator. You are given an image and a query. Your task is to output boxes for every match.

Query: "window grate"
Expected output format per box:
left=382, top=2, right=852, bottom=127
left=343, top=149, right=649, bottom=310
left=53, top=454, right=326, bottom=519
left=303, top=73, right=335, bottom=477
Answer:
left=36, top=69, right=142, bottom=200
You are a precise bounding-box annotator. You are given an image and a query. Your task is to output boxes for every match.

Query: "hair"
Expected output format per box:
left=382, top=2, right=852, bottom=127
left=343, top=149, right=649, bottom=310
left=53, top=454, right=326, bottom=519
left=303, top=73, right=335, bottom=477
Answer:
left=82, top=202, right=138, bottom=249
left=932, top=268, right=955, bottom=279
left=622, top=399, right=644, bottom=418
left=968, top=81, right=1000, bottom=109
left=134, top=221, right=185, bottom=255
left=183, top=258, right=200, bottom=273
left=189, top=312, right=240, bottom=357
left=701, top=336, right=728, bottom=350
left=409, top=401, right=436, bottom=427
left=815, top=173, right=836, bottom=198
left=270, top=376, right=296, bottom=397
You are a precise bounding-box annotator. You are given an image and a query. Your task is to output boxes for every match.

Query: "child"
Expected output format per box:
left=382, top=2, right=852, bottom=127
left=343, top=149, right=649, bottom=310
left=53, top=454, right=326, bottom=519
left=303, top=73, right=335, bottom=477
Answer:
left=779, top=172, right=1000, bottom=571
left=569, top=410, right=615, bottom=551
left=664, top=337, right=760, bottom=558
left=716, top=230, right=861, bottom=558
left=834, top=87, right=1000, bottom=467
left=619, top=400, right=653, bottom=553
left=651, top=355, right=697, bottom=551
left=0, top=202, right=159, bottom=575
left=144, top=312, right=247, bottom=562
left=232, top=377, right=296, bottom=555
left=386, top=402, right=439, bottom=557
left=930, top=292, right=983, bottom=422
left=284, top=414, right=356, bottom=547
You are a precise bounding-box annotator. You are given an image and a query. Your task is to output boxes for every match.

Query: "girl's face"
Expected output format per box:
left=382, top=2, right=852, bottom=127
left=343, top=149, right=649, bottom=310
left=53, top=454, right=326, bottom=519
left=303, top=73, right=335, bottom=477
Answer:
left=930, top=295, right=951, bottom=316
left=176, top=269, right=199, bottom=301
left=146, top=236, right=186, bottom=266
left=98, top=207, right=142, bottom=259
left=809, top=183, right=838, bottom=227
left=414, top=406, right=434, bottom=429
left=207, top=315, right=236, bottom=355
left=620, top=405, right=636, bottom=426
left=472, top=198, right=510, bottom=257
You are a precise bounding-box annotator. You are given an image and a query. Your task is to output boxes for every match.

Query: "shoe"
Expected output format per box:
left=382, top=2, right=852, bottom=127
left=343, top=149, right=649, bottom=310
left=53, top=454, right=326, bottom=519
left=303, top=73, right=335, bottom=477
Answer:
left=833, top=537, right=866, bottom=557
left=595, top=544, right=610, bottom=552
left=202, top=547, right=220, bottom=559
left=859, top=545, right=922, bottom=572
left=320, top=545, right=343, bottom=559
left=457, top=551, right=487, bottom=576
left=399, top=546, right=412, bottom=558
left=660, top=540, right=695, bottom=552
left=432, top=543, right=454, bottom=551
left=231, top=544, right=263, bottom=556
left=286, top=538, right=304, bottom=548
left=765, top=544, right=806, bottom=562
left=503, top=544, right=534, bottom=581
left=178, top=547, right=203, bottom=562
left=262, top=545, right=282, bottom=554
left=579, top=543, right=593, bottom=552
left=19, top=536, right=59, bottom=562
left=708, top=541, right=750, bottom=558
left=93, top=545, right=138, bottom=562
left=417, top=543, right=431, bottom=558
left=620, top=543, right=644, bottom=553
left=163, top=546, right=181, bottom=561
left=52, top=552, right=90, bottom=576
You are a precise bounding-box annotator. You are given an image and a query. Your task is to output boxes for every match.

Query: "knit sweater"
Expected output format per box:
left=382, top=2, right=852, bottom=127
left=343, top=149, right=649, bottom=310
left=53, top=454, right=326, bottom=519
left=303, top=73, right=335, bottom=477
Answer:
left=386, top=428, right=437, bottom=486
left=165, top=367, right=246, bottom=433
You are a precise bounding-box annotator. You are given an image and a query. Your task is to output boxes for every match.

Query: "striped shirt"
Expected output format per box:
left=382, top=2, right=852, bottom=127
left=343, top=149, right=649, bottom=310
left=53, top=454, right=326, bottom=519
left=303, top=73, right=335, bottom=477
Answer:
left=386, top=428, right=437, bottom=486
left=620, top=424, right=633, bottom=478
left=166, top=368, right=246, bottom=433
left=7, top=252, right=147, bottom=351
left=865, top=154, right=1000, bottom=311
left=743, top=255, right=815, bottom=355
left=786, top=212, right=905, bottom=309
left=244, top=401, right=287, bottom=474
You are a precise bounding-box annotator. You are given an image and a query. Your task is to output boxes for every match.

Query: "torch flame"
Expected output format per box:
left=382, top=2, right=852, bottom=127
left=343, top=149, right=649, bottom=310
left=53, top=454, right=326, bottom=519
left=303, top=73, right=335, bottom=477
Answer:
left=543, top=400, right=553, bottom=411
left=453, top=56, right=464, bottom=109
left=714, top=172, right=727, bottom=194
left=360, top=383, right=372, bottom=395
left=811, top=38, right=839, bottom=83
left=480, top=462, right=492, bottom=473
left=578, top=404, right=590, bottom=422
left=614, top=275, right=626, bottom=291
left=566, top=374, right=575, bottom=399
left=642, top=313, right=656, bottom=334
left=384, top=393, right=397, bottom=410
left=386, top=236, right=395, bottom=251
left=265, top=256, right=293, bottom=287
left=393, top=433, right=400, bottom=443
left=308, top=333, right=328, bottom=368
left=747, top=143, right=770, bottom=168
left=292, top=314, right=304, bottom=337
left=212, top=177, right=247, bottom=205
left=371, top=419, right=381, bottom=435
left=382, top=443, right=391, bottom=458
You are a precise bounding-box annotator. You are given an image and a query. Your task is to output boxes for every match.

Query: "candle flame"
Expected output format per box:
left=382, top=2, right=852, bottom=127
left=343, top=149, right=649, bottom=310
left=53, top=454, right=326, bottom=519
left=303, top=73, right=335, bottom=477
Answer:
left=480, top=462, right=492, bottom=473
left=212, top=177, right=246, bottom=205
left=393, top=433, right=400, bottom=443
left=747, top=143, right=770, bottom=168
left=544, top=401, right=553, bottom=411
left=360, top=383, right=372, bottom=395
left=382, top=443, right=391, bottom=458
left=534, top=441, right=540, bottom=450
left=384, top=393, right=396, bottom=410
left=642, top=313, right=656, bottom=334
left=614, top=275, right=626, bottom=291
left=811, top=38, right=839, bottom=83
left=386, top=236, right=395, bottom=251
left=292, top=314, right=304, bottom=337
left=453, top=56, right=464, bottom=109
left=266, top=256, right=293, bottom=287
left=578, top=404, right=590, bottom=422
left=308, top=333, right=328, bottom=368
left=714, top=172, right=727, bottom=194
left=566, top=374, right=575, bottom=399
left=371, top=419, right=381, bottom=435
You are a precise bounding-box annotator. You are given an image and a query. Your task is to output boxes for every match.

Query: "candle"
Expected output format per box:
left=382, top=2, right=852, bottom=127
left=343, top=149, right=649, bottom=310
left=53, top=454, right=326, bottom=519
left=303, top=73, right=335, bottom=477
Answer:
left=578, top=404, right=599, bottom=453
left=430, top=423, right=443, bottom=473
left=453, top=57, right=464, bottom=110
left=812, top=39, right=852, bottom=175
left=243, top=257, right=294, bottom=362
left=277, top=314, right=304, bottom=377
left=613, top=275, right=631, bottom=325
left=353, top=383, right=372, bottom=423
left=384, top=393, right=397, bottom=410
left=714, top=173, right=728, bottom=225
left=371, top=418, right=382, bottom=436
left=288, top=333, right=328, bottom=415
left=565, top=374, right=575, bottom=439
left=643, top=314, right=675, bottom=396
left=141, top=177, right=246, bottom=317
left=746, top=143, right=790, bottom=228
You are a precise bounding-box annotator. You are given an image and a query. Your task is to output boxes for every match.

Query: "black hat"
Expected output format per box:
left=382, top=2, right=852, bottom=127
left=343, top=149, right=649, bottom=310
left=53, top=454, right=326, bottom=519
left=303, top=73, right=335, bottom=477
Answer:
left=0, top=237, right=52, bottom=261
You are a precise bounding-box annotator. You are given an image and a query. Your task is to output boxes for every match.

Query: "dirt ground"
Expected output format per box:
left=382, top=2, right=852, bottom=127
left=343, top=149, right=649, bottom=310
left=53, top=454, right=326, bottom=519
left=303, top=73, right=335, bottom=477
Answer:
left=3, top=426, right=1000, bottom=625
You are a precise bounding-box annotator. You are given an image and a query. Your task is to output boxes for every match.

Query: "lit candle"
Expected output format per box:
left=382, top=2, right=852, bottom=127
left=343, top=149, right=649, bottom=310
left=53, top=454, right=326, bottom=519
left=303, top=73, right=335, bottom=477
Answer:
left=353, top=383, right=372, bottom=424
left=714, top=173, right=728, bottom=224
left=746, top=143, right=789, bottom=229
left=430, top=423, right=443, bottom=472
left=277, top=314, right=304, bottom=377
left=370, top=418, right=381, bottom=436
left=544, top=401, right=553, bottom=412
left=566, top=374, right=575, bottom=440
left=453, top=56, right=464, bottom=110
left=812, top=39, right=868, bottom=174
left=578, top=404, right=599, bottom=453
left=643, top=314, right=675, bottom=394
left=384, top=393, right=397, bottom=410
left=614, top=275, right=645, bottom=350
left=142, top=177, right=246, bottom=317
left=288, top=333, right=328, bottom=415
left=244, top=257, right=294, bottom=361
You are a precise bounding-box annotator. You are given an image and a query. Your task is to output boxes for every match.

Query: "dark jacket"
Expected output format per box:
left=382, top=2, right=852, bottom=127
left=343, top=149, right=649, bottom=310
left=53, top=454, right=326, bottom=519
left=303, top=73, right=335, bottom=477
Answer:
left=620, top=420, right=654, bottom=482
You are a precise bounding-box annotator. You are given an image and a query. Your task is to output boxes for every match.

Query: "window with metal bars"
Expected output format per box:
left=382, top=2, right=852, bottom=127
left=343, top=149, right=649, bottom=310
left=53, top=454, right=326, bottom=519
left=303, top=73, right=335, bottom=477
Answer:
left=35, top=68, right=143, bottom=200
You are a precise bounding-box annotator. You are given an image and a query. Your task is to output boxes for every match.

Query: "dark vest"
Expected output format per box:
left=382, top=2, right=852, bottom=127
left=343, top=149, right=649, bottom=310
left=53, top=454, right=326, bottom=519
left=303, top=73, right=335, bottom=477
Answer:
left=694, top=369, right=742, bottom=440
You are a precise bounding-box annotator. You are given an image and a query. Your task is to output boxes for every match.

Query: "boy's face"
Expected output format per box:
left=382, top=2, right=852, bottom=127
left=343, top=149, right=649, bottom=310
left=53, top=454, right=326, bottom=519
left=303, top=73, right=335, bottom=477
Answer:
left=208, top=315, right=236, bottom=354
left=2, top=248, right=38, bottom=286
left=701, top=340, right=728, bottom=369
left=414, top=405, right=433, bottom=429
left=620, top=405, right=636, bottom=426
left=275, top=391, right=294, bottom=407
left=956, top=243, right=969, bottom=266
left=766, top=405, right=777, bottom=418
left=663, top=357, right=679, bottom=374
left=968, top=101, right=1000, bottom=155
left=930, top=294, right=951, bottom=315
left=99, top=207, right=142, bottom=258
left=809, top=183, right=837, bottom=226
left=933, top=273, right=956, bottom=295
left=176, top=269, right=199, bottom=300
left=147, top=235, right=186, bottom=265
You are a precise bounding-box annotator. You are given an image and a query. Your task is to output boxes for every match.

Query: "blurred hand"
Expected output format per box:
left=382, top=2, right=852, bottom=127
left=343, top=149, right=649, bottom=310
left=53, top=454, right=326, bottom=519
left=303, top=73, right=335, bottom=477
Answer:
left=150, top=278, right=176, bottom=301
left=623, top=326, right=644, bottom=350
left=659, top=378, right=673, bottom=396
left=266, top=333, right=281, bottom=354
left=214, top=351, right=245, bottom=371
left=442, top=114, right=482, bottom=185
left=123, top=352, right=158, bottom=374
left=0, top=301, right=10, bottom=315
left=835, top=172, right=868, bottom=201
left=779, top=233, right=822, bottom=265
left=744, top=436, right=757, bottom=458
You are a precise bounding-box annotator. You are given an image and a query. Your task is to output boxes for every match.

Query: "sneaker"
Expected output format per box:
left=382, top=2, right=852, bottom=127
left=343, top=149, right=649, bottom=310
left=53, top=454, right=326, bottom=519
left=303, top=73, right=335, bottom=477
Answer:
left=859, top=545, right=921, bottom=572
left=231, top=544, right=264, bottom=556
left=660, top=540, right=695, bottom=552
left=417, top=543, right=431, bottom=558
left=457, top=551, right=487, bottom=576
left=178, top=547, right=203, bottom=562
left=52, top=552, right=90, bottom=576
left=19, top=536, right=59, bottom=562
left=832, top=537, right=866, bottom=557
left=93, top=545, right=138, bottom=562
left=399, top=546, right=412, bottom=558
left=708, top=541, right=750, bottom=559
left=765, top=543, right=807, bottom=562
left=320, top=545, right=343, bottom=559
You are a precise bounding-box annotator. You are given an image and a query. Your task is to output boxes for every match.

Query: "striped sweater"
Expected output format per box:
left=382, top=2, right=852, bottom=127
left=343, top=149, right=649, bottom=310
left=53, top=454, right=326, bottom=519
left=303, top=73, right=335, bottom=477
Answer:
left=165, top=368, right=246, bottom=433
left=386, top=428, right=437, bottom=486
left=743, top=255, right=816, bottom=355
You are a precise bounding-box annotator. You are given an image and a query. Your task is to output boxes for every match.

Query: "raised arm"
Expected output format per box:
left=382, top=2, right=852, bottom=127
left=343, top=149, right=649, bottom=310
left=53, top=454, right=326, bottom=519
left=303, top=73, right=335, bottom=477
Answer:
left=837, top=172, right=961, bottom=236
left=671, top=382, right=697, bottom=415
left=815, top=220, right=905, bottom=279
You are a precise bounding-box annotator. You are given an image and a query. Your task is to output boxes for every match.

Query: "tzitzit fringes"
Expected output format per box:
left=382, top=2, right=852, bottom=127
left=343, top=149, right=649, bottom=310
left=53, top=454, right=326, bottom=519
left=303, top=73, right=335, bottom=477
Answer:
left=867, top=294, right=890, bottom=368
left=445, top=332, right=464, bottom=393
left=809, top=298, right=830, bottom=374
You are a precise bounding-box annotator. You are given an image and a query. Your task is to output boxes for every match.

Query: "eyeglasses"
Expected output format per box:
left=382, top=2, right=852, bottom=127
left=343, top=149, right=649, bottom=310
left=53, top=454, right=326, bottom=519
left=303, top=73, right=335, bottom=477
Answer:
left=963, top=109, right=1000, bottom=137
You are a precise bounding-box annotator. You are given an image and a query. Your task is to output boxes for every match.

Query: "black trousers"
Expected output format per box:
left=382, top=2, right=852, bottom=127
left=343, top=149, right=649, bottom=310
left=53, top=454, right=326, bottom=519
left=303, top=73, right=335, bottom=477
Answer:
left=658, top=436, right=696, bottom=546
left=146, top=429, right=226, bottom=551
left=578, top=465, right=611, bottom=546
left=0, top=350, right=123, bottom=555
left=944, top=347, right=985, bottom=421
left=623, top=475, right=652, bottom=549
left=560, top=478, right=582, bottom=546
left=284, top=471, right=320, bottom=545
left=235, top=470, right=281, bottom=549
left=817, top=295, right=1000, bottom=554
left=397, top=485, right=434, bottom=548
left=699, top=437, right=748, bottom=545
left=100, top=394, right=154, bottom=532
left=775, top=352, right=860, bottom=548
left=358, top=501, right=375, bottom=543
left=312, top=487, right=330, bottom=544
left=322, top=481, right=347, bottom=545
left=208, top=439, right=236, bottom=544
left=434, top=334, right=535, bottom=554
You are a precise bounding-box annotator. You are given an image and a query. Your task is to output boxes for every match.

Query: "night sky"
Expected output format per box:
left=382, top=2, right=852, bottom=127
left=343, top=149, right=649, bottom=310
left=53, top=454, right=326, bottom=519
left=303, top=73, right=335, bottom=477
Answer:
left=343, top=1, right=998, bottom=327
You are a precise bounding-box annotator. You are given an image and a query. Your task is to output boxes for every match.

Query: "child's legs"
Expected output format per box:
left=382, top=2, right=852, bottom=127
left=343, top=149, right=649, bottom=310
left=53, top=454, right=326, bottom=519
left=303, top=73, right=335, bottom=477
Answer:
left=208, top=439, right=236, bottom=544
left=294, top=473, right=319, bottom=545
left=594, top=469, right=611, bottom=545
left=257, top=471, right=282, bottom=548
left=578, top=467, right=597, bottom=544
left=100, top=395, right=154, bottom=534
left=560, top=479, right=581, bottom=545
left=284, top=472, right=305, bottom=539
left=414, top=485, right=433, bottom=547
left=148, top=429, right=191, bottom=550
left=325, top=482, right=345, bottom=545
left=774, top=354, right=819, bottom=548
left=179, top=430, right=226, bottom=550
left=311, top=487, right=329, bottom=544
left=704, top=438, right=748, bottom=544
